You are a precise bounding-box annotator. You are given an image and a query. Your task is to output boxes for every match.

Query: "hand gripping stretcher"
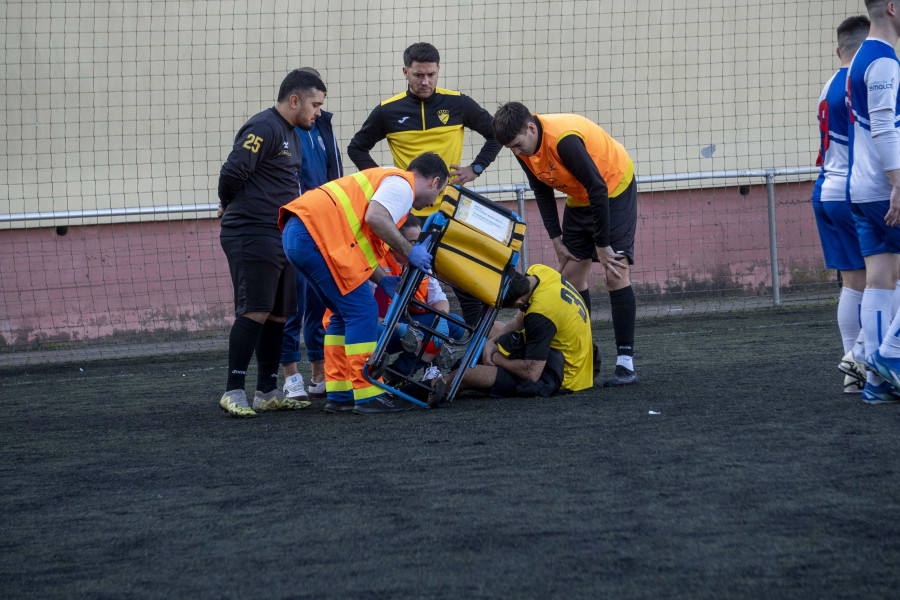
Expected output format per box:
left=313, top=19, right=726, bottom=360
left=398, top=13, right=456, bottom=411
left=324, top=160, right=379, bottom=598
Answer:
left=363, top=185, right=527, bottom=407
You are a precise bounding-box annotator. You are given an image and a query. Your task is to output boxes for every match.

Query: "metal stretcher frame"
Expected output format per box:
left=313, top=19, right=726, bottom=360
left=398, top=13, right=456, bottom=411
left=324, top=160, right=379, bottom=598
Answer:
left=362, top=185, right=526, bottom=407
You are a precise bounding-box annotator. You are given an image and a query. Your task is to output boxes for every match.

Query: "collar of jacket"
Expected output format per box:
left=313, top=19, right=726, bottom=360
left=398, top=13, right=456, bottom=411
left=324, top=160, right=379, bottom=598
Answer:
left=405, top=88, right=436, bottom=104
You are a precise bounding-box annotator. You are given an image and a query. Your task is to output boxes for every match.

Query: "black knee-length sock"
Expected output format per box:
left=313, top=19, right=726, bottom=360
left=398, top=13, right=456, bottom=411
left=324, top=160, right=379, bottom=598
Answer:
left=609, top=286, right=636, bottom=357
left=226, top=316, right=264, bottom=391
left=255, top=319, right=286, bottom=393
left=579, top=289, right=592, bottom=317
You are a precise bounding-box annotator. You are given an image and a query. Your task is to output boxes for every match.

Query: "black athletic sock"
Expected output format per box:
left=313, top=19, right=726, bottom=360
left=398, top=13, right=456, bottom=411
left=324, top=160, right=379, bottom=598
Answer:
left=255, top=319, right=285, bottom=393
left=579, top=288, right=592, bottom=317
left=226, top=316, right=264, bottom=391
left=609, top=286, right=636, bottom=357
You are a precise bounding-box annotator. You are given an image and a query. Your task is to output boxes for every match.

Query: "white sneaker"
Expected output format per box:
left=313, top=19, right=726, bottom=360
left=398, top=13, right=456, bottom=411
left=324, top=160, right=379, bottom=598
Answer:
left=844, top=374, right=864, bottom=394
left=838, top=350, right=865, bottom=385
left=422, top=364, right=442, bottom=381
left=283, top=373, right=309, bottom=399
left=308, top=378, right=326, bottom=397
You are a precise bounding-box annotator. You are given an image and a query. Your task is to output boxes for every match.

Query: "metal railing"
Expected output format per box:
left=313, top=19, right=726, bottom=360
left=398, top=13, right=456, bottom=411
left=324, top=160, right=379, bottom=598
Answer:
left=1, top=166, right=820, bottom=306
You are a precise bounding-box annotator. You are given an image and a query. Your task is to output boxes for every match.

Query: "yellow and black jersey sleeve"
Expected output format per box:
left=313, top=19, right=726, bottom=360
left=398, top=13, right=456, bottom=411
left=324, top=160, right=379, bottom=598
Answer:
left=524, top=264, right=594, bottom=391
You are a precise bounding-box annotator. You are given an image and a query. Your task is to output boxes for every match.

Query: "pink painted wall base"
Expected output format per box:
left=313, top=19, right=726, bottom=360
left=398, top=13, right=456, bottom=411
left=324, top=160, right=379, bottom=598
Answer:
left=0, top=181, right=828, bottom=349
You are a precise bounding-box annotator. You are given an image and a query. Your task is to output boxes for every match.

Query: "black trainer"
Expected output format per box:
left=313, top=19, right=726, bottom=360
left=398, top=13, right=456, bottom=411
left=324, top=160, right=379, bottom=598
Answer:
left=603, top=365, right=638, bottom=387
left=427, top=378, right=447, bottom=407
left=323, top=399, right=355, bottom=413
left=352, top=394, right=414, bottom=414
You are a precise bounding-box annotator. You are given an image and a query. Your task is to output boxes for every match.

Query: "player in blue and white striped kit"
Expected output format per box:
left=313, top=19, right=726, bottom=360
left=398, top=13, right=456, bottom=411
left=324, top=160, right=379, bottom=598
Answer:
left=814, top=15, right=870, bottom=394
left=847, top=0, right=900, bottom=404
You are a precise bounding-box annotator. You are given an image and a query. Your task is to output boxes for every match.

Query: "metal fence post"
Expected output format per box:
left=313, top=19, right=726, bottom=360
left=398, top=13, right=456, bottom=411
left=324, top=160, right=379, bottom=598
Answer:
left=515, top=186, right=529, bottom=272
left=765, top=171, right=781, bottom=306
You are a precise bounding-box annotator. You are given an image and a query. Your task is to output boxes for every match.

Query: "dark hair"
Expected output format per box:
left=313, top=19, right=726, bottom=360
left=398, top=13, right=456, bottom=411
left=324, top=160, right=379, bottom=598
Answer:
left=866, top=0, right=891, bottom=16
left=399, top=215, right=423, bottom=234
left=403, top=42, right=440, bottom=67
left=500, top=271, right=532, bottom=308
left=297, top=66, right=322, bottom=79
left=837, top=15, right=870, bottom=56
left=277, top=69, right=326, bottom=103
left=407, top=152, right=449, bottom=186
left=492, top=102, right=536, bottom=145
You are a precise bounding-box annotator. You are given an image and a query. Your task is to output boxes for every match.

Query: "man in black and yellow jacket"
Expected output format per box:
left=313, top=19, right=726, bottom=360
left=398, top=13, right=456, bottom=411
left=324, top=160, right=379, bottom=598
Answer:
left=348, top=42, right=501, bottom=220
left=348, top=42, right=502, bottom=326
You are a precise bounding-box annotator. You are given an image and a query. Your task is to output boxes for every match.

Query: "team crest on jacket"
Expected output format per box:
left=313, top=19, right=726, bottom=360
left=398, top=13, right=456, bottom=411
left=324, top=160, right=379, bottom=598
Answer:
left=437, top=109, right=450, bottom=125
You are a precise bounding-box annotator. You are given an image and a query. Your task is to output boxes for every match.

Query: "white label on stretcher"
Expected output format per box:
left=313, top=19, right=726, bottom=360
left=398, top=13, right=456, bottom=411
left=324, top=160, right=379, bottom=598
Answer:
left=457, top=198, right=513, bottom=243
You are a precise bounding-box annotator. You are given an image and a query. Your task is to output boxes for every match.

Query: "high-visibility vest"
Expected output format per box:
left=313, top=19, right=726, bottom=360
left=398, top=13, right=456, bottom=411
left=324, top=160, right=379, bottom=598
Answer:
left=522, top=114, right=633, bottom=204
left=280, top=168, right=413, bottom=294
left=382, top=253, right=430, bottom=314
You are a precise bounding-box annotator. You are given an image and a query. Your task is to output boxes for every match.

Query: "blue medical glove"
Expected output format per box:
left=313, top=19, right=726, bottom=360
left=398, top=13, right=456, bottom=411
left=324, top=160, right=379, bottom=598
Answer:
left=407, top=235, right=433, bottom=272
left=379, top=275, right=401, bottom=297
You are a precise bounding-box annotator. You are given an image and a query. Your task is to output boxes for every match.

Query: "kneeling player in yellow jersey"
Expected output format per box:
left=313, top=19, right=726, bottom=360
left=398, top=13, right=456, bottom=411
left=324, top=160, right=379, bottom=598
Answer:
left=419, top=264, right=594, bottom=405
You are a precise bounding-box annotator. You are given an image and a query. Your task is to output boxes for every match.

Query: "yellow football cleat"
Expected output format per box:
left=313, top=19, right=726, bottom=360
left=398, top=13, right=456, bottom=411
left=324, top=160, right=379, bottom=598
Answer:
left=252, top=389, right=311, bottom=411
left=219, top=389, right=257, bottom=418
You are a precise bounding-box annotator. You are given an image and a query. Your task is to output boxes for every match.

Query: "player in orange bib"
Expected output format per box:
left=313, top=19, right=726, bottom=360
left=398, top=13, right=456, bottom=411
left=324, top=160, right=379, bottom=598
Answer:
left=492, top=102, right=639, bottom=387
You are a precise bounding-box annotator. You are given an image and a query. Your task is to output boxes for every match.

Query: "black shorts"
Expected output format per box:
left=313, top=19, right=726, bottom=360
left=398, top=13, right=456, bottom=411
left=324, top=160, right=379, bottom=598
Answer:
left=489, top=348, right=565, bottom=398
left=561, top=177, right=637, bottom=264
left=220, top=232, right=296, bottom=317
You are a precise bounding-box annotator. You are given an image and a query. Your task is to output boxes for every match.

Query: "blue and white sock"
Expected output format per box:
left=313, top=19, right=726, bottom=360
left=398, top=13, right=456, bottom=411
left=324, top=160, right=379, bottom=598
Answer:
left=837, top=286, right=863, bottom=355
left=880, top=303, right=900, bottom=359
left=862, top=288, right=892, bottom=383
left=892, top=279, right=900, bottom=317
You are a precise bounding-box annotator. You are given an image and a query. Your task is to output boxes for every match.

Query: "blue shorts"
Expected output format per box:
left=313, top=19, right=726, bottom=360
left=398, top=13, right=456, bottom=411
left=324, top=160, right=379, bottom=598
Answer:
left=812, top=200, right=865, bottom=271
left=851, top=200, right=900, bottom=256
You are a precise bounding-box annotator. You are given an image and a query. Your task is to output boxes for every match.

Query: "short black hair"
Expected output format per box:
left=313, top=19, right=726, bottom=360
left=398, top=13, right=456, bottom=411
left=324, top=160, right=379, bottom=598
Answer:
left=837, top=15, right=870, bottom=57
left=403, top=42, right=440, bottom=67
left=399, top=215, right=423, bottom=234
left=866, top=0, right=891, bottom=17
left=277, top=69, right=326, bottom=103
left=297, top=66, right=322, bottom=79
left=500, top=271, right=532, bottom=308
left=407, top=152, right=449, bottom=186
left=492, top=102, right=537, bottom=146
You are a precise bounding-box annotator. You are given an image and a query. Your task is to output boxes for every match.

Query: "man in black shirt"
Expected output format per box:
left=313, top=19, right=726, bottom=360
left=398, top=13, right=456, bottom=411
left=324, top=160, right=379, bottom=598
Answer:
left=217, top=69, right=326, bottom=418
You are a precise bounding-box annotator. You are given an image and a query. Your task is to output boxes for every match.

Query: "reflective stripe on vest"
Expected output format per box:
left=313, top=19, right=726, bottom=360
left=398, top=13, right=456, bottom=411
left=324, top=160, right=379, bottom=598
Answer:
left=322, top=172, right=380, bottom=271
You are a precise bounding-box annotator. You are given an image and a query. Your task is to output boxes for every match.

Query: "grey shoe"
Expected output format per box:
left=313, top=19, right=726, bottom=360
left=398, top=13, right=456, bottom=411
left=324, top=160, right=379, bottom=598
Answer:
left=219, top=389, right=257, bottom=418
left=434, top=340, right=462, bottom=371
left=401, top=325, right=423, bottom=353
left=252, top=389, right=311, bottom=411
